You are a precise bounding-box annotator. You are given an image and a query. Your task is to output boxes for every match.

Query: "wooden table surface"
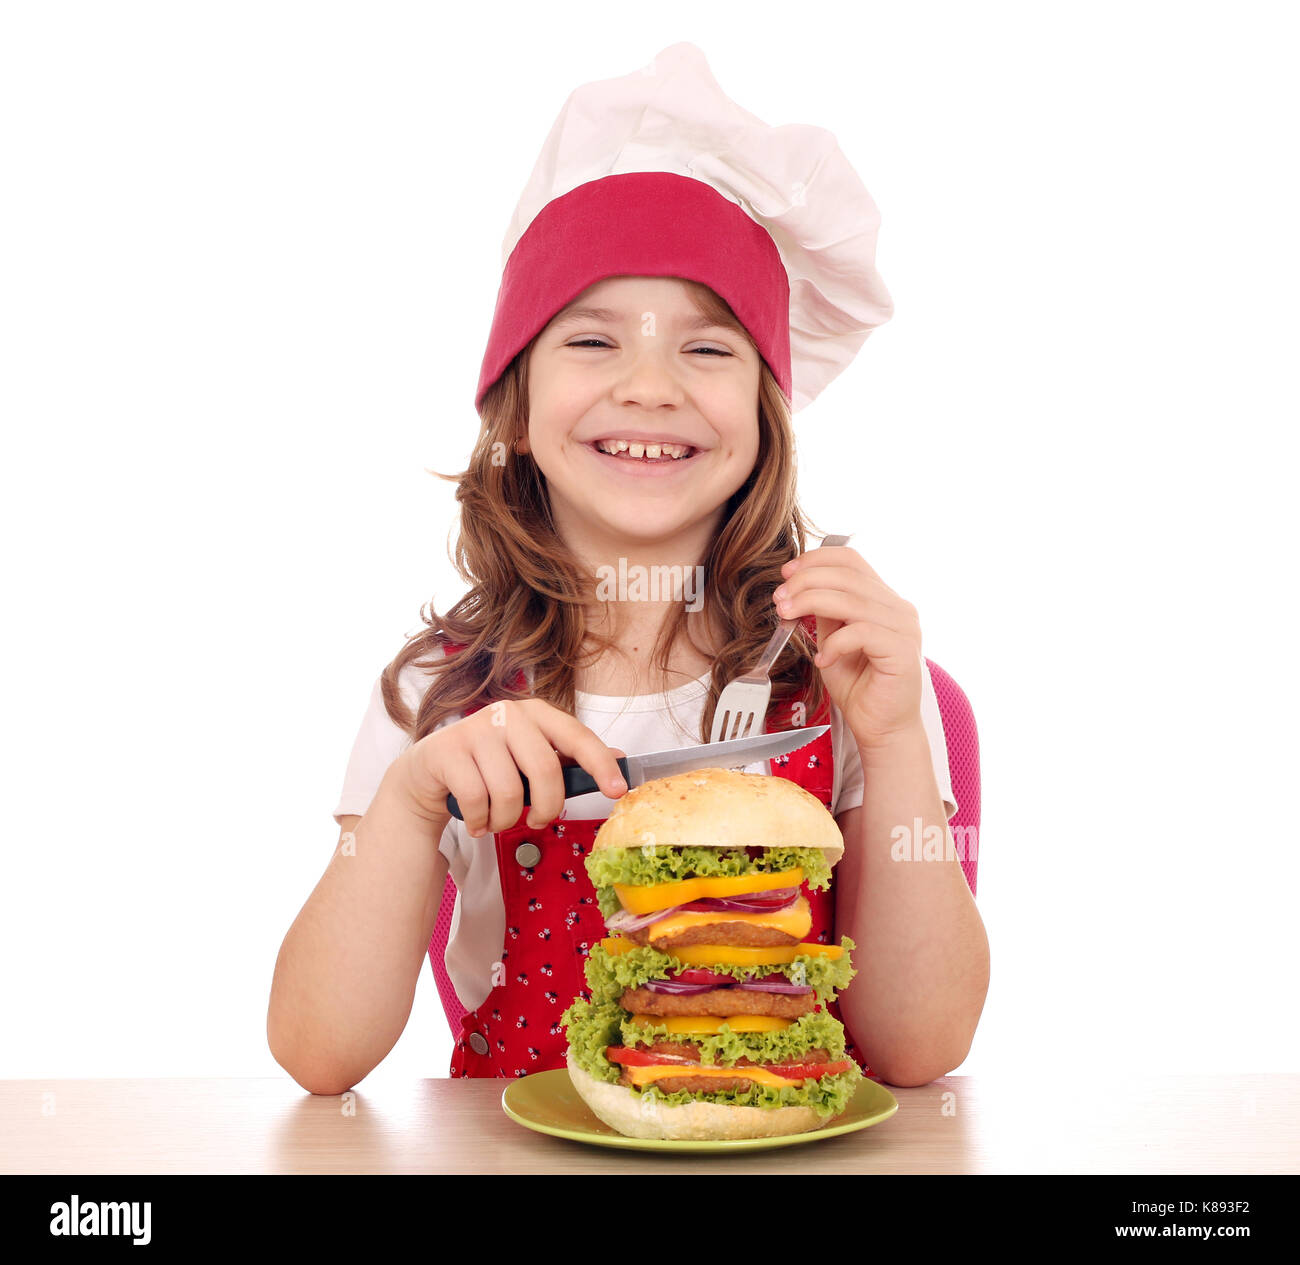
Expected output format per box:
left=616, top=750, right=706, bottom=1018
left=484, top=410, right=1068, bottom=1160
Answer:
left=3, top=1074, right=1296, bottom=1174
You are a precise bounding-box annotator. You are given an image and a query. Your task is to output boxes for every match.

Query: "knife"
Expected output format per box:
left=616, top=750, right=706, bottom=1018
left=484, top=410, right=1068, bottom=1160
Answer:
left=443, top=724, right=829, bottom=821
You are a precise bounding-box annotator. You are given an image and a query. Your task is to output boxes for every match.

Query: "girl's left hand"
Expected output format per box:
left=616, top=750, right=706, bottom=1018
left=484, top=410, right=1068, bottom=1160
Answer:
left=773, top=544, right=925, bottom=751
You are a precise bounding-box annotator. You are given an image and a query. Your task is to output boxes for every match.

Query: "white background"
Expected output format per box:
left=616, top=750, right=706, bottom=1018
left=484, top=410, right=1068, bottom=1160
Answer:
left=2, top=2, right=1296, bottom=1091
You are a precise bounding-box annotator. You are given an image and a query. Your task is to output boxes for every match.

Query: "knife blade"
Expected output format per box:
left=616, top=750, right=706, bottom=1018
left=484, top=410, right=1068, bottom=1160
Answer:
left=444, top=725, right=829, bottom=821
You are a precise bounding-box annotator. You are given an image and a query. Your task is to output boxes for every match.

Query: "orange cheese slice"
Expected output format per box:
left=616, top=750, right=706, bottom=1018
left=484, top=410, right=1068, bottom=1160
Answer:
left=627, top=1013, right=792, bottom=1034
left=641, top=896, right=811, bottom=949
left=625, top=1063, right=803, bottom=1089
left=599, top=936, right=844, bottom=966
left=613, top=868, right=804, bottom=916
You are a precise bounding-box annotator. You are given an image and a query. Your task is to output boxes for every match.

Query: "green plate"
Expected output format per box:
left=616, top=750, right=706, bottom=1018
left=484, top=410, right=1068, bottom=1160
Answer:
left=501, top=1069, right=899, bottom=1153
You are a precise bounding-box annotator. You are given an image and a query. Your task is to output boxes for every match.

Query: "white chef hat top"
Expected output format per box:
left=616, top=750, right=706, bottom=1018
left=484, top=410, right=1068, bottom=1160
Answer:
left=488, top=41, right=894, bottom=414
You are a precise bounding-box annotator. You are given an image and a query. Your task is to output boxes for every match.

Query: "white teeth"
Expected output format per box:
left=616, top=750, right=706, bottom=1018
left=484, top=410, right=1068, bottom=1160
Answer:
left=594, top=439, right=694, bottom=460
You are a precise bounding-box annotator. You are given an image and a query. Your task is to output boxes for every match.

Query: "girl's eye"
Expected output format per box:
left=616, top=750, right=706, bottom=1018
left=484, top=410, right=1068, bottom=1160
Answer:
left=563, top=339, right=732, bottom=356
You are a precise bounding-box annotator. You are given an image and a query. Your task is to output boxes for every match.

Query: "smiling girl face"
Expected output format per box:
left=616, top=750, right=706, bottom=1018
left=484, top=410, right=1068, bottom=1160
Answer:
left=521, top=275, right=762, bottom=558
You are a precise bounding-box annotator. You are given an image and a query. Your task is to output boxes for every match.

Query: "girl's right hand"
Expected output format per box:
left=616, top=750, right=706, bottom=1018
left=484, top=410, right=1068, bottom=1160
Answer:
left=392, top=697, right=628, bottom=836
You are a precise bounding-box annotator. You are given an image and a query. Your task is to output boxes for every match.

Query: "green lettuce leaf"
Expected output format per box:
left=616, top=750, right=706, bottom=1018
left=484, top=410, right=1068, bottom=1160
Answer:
left=643, top=1066, right=861, bottom=1119
left=618, top=1007, right=851, bottom=1066
left=582, top=937, right=856, bottom=1005
left=560, top=998, right=624, bottom=1082
left=588, top=845, right=833, bottom=918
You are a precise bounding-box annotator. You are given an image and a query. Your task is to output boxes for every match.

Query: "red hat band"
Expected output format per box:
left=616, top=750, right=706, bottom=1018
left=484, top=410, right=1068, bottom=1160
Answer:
left=475, top=171, right=792, bottom=411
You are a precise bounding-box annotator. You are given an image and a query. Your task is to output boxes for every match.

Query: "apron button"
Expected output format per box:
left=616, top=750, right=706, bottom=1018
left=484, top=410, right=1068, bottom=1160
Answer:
left=468, top=1032, right=490, bottom=1056
left=515, top=842, right=542, bottom=867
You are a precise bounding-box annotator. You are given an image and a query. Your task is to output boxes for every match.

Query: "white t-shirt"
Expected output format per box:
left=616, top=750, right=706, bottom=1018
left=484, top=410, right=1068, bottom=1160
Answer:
left=332, top=646, right=958, bottom=1013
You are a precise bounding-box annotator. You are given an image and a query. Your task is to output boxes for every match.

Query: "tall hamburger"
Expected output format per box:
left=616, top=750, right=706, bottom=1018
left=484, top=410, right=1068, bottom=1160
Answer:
left=561, top=767, right=861, bottom=1141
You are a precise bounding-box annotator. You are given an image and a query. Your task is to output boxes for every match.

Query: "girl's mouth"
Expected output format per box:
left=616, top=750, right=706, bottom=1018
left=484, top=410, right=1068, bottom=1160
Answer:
left=584, top=439, right=704, bottom=473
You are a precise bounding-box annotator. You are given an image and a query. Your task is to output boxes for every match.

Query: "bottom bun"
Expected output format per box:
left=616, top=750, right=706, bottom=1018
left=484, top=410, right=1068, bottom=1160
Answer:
left=566, top=1053, right=834, bottom=1141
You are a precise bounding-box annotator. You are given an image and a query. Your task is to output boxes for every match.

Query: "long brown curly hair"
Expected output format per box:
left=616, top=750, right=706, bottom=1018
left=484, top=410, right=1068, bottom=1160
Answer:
left=379, top=281, right=830, bottom=745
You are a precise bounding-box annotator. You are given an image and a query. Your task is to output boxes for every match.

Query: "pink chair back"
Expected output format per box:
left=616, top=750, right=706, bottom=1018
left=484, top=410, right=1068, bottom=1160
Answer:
left=925, top=659, right=981, bottom=897
left=427, top=657, right=980, bottom=1038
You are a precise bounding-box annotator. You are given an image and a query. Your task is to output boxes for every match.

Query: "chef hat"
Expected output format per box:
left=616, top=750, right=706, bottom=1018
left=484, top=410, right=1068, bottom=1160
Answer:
left=475, top=42, right=894, bottom=415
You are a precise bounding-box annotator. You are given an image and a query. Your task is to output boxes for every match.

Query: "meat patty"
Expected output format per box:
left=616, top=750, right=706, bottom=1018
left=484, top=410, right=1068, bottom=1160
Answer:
left=625, top=920, right=802, bottom=950
left=627, top=1074, right=760, bottom=1094
left=621, top=986, right=815, bottom=1018
left=626, top=1039, right=833, bottom=1065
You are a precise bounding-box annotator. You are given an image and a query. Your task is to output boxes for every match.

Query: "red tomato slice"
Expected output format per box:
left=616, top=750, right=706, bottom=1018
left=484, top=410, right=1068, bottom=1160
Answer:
left=606, top=1046, right=852, bottom=1082
left=666, top=968, right=737, bottom=987
left=605, top=1046, right=699, bottom=1068
left=764, top=1059, right=852, bottom=1080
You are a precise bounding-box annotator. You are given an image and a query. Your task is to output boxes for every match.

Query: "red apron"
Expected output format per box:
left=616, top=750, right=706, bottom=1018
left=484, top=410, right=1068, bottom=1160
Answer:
left=438, top=633, right=869, bottom=1080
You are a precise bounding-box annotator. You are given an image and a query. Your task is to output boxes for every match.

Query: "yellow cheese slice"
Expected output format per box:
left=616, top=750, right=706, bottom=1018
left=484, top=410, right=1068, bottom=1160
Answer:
left=625, top=1063, right=803, bottom=1089
left=599, top=936, right=844, bottom=965
left=614, top=868, right=804, bottom=916
left=642, top=897, right=811, bottom=948
left=627, top=1013, right=792, bottom=1033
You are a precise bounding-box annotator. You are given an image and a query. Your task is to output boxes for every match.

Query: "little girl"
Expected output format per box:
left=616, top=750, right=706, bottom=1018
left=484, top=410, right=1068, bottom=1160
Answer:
left=268, top=43, right=989, bottom=1093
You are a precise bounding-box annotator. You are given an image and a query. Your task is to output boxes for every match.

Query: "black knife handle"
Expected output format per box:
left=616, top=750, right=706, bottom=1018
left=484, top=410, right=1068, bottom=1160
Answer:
left=445, top=756, right=632, bottom=821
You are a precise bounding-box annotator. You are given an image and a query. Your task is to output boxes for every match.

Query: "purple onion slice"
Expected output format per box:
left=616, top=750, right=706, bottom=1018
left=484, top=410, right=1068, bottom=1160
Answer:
left=734, top=972, right=815, bottom=994
left=676, top=888, right=801, bottom=914
left=638, top=980, right=720, bottom=995
left=603, top=905, right=679, bottom=933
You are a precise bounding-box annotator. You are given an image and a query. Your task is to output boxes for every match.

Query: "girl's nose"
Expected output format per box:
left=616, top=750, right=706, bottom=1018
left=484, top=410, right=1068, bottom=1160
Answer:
left=610, top=358, right=686, bottom=408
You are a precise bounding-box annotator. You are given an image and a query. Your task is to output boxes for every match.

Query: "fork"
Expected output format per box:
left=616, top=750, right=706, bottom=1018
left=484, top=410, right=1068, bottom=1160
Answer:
left=709, top=533, right=853, bottom=743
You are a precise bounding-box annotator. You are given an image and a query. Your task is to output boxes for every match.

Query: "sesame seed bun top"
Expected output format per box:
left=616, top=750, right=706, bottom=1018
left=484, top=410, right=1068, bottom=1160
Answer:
left=591, top=766, right=843, bottom=866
